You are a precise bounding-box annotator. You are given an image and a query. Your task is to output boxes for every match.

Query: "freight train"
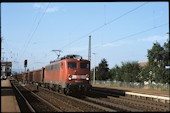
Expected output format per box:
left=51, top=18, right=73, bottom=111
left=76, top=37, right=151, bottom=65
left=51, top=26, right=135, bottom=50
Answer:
left=15, top=54, right=92, bottom=95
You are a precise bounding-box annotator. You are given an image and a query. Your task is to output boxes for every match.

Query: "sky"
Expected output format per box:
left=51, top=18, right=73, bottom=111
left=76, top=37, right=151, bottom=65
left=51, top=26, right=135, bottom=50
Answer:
left=1, top=2, right=169, bottom=72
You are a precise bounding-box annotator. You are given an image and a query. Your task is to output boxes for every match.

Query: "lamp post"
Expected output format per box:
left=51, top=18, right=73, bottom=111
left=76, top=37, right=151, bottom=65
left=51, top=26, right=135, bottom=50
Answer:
left=92, top=53, right=96, bottom=85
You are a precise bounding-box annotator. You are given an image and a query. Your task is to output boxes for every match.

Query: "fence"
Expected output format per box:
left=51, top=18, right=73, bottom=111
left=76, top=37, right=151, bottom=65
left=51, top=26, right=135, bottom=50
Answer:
left=91, top=80, right=169, bottom=91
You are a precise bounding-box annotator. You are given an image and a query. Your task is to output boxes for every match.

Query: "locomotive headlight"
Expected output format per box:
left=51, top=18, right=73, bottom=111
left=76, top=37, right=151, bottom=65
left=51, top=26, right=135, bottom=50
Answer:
left=68, top=74, right=72, bottom=80
left=86, top=74, right=89, bottom=80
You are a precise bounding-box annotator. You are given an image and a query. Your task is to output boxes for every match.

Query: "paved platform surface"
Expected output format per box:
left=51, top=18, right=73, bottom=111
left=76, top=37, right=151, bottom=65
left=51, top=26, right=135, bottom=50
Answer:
left=1, top=79, right=20, bottom=112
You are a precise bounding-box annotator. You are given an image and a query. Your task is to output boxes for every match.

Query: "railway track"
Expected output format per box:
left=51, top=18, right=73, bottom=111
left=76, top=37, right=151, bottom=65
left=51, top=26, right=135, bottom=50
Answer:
left=11, top=81, right=35, bottom=112
left=83, top=90, right=143, bottom=112
left=89, top=87, right=170, bottom=112
left=25, top=83, right=116, bottom=112
left=12, top=81, right=169, bottom=112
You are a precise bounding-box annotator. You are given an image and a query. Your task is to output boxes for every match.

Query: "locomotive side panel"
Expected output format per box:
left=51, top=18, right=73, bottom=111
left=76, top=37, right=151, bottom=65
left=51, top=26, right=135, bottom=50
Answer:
left=44, top=66, right=58, bottom=83
left=43, top=60, right=68, bottom=90
left=60, top=61, right=67, bottom=82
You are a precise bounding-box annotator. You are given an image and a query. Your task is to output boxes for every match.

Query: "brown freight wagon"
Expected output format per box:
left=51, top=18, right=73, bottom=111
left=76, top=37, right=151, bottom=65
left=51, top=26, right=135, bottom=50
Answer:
left=32, top=68, right=45, bottom=84
left=28, top=71, right=33, bottom=83
left=15, top=73, right=23, bottom=81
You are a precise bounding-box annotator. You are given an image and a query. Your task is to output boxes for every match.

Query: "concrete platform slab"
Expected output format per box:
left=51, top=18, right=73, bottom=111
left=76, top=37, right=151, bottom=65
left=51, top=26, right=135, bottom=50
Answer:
left=1, top=79, right=20, bottom=112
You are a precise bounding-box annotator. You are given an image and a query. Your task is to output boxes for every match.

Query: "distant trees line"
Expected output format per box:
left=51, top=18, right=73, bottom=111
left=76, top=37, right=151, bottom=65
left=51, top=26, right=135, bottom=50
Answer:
left=90, top=39, right=170, bottom=84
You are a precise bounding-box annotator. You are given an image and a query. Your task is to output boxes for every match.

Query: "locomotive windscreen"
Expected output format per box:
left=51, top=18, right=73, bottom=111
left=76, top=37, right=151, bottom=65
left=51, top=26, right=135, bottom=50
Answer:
left=68, top=62, right=77, bottom=69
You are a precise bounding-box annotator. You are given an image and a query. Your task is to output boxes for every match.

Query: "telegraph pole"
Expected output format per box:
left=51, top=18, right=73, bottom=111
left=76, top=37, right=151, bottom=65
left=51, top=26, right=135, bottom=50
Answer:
left=0, top=3, right=2, bottom=75
left=0, top=2, right=1, bottom=61
left=88, top=35, right=91, bottom=62
left=93, top=53, right=96, bottom=85
left=0, top=38, right=1, bottom=62
left=0, top=37, right=1, bottom=77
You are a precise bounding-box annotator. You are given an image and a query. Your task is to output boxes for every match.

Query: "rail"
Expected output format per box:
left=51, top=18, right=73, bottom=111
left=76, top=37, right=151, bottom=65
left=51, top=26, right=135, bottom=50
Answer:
left=11, top=82, right=35, bottom=112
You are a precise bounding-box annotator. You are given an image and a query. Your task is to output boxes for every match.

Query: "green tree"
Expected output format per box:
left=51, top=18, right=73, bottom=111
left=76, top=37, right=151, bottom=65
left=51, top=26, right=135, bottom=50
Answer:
left=96, top=58, right=110, bottom=80
left=163, top=39, right=170, bottom=67
left=110, top=62, right=141, bottom=82
left=121, top=61, right=141, bottom=82
left=142, top=40, right=170, bottom=84
left=139, top=63, right=150, bottom=83
left=110, top=65, right=122, bottom=81
left=162, top=39, right=170, bottom=83
left=147, top=42, right=164, bottom=63
left=109, top=66, right=116, bottom=80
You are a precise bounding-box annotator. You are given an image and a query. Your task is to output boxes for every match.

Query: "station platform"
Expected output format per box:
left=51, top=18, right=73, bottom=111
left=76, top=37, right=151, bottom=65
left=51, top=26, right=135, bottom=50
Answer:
left=1, top=79, right=20, bottom=112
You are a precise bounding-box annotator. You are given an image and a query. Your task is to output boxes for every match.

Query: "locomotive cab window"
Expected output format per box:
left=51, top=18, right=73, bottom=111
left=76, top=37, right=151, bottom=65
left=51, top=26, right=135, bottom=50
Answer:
left=80, top=63, right=89, bottom=69
left=68, top=62, right=77, bottom=69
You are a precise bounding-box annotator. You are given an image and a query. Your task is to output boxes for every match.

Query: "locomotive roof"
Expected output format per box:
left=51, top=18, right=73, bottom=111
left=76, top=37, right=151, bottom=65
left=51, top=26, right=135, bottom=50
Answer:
left=61, top=54, right=82, bottom=60
left=47, top=54, right=89, bottom=67
left=49, top=54, right=83, bottom=64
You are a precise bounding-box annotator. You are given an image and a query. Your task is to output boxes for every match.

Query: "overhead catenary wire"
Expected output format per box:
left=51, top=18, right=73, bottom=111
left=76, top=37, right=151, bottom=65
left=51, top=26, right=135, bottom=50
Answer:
left=44, top=23, right=168, bottom=59
left=41, top=2, right=149, bottom=60
left=107, top=23, right=168, bottom=44
left=20, top=3, right=43, bottom=55
left=92, top=23, right=168, bottom=50
left=73, top=23, right=168, bottom=54
left=18, top=3, right=50, bottom=61
left=59, top=2, right=149, bottom=50
left=17, top=3, right=43, bottom=62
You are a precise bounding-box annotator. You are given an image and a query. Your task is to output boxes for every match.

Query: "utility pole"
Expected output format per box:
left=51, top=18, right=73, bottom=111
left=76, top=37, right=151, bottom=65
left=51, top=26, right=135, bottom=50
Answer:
left=88, top=35, right=91, bottom=62
left=1, top=37, right=3, bottom=61
left=93, top=53, right=96, bottom=85
left=0, top=37, right=1, bottom=78
left=0, top=38, right=1, bottom=62
left=0, top=3, right=2, bottom=76
left=2, top=52, right=4, bottom=61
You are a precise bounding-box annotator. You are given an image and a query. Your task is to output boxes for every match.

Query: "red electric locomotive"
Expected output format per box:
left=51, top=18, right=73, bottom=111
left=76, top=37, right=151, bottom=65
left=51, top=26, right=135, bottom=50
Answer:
left=44, top=54, right=92, bottom=94
left=15, top=54, right=92, bottom=95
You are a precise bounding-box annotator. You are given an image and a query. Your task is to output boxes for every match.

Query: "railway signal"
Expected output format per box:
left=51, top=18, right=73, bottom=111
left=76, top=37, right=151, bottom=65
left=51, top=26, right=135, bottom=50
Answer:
left=24, top=59, right=27, bottom=67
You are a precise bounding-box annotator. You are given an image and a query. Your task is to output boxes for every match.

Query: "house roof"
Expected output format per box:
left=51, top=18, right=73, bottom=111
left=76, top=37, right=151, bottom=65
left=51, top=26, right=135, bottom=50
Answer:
left=138, top=62, right=147, bottom=67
